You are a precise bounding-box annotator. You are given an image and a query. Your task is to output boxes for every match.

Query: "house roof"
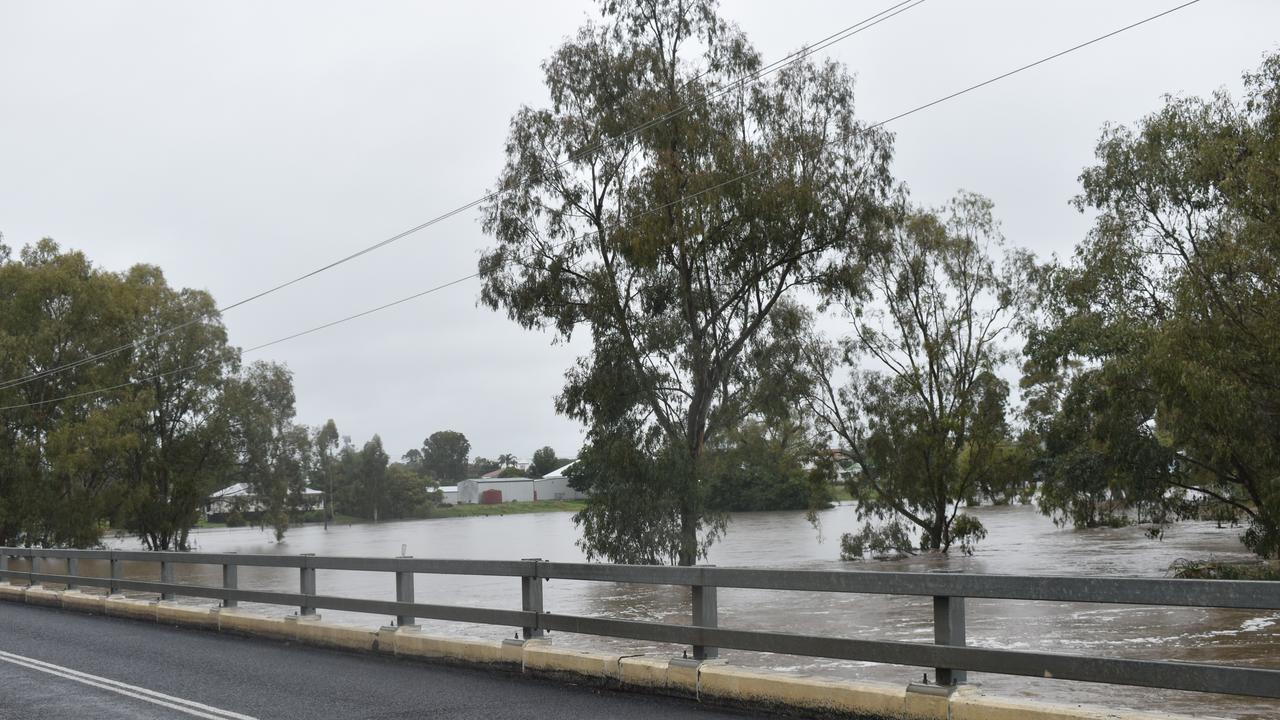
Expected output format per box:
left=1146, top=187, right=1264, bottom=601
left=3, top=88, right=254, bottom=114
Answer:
left=209, top=483, right=323, bottom=499
left=541, top=460, right=578, bottom=479
left=209, top=483, right=251, bottom=500
left=462, top=477, right=533, bottom=484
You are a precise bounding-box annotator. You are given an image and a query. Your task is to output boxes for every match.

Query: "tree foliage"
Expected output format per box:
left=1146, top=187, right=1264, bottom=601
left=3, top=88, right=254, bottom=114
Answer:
left=529, top=446, right=561, bottom=478
left=805, top=193, right=1030, bottom=554
left=421, top=430, right=471, bottom=482
left=703, top=417, right=832, bottom=512
left=479, top=0, right=893, bottom=564
left=1024, top=52, right=1280, bottom=558
left=224, top=361, right=311, bottom=542
left=0, top=239, right=326, bottom=549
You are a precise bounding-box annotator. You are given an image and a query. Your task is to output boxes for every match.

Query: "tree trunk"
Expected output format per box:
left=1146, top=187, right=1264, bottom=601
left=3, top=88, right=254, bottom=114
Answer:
left=678, top=507, right=698, bottom=567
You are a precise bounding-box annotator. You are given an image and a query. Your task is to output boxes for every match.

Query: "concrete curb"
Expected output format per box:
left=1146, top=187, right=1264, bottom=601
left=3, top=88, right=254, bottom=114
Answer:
left=0, top=583, right=1222, bottom=720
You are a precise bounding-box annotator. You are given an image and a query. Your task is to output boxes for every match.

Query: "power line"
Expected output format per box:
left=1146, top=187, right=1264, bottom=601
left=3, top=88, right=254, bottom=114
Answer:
left=0, top=0, right=1206, bottom=412
left=0, top=171, right=758, bottom=412
left=0, top=0, right=924, bottom=394
left=869, top=0, right=1204, bottom=130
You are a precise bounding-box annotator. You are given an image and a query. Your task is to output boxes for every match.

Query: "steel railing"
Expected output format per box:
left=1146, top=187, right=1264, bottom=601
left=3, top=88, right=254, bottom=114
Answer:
left=1, top=546, right=1278, bottom=698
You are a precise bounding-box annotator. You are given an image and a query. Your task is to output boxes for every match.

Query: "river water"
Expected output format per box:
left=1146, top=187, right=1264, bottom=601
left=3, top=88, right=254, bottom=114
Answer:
left=32, top=503, right=1280, bottom=718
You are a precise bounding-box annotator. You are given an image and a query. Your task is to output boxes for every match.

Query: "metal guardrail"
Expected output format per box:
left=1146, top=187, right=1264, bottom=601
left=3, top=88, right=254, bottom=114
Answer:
left=1, top=546, right=1278, bottom=698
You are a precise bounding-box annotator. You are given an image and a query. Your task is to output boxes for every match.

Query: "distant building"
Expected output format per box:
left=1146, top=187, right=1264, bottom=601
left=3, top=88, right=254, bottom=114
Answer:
left=438, top=485, right=459, bottom=505
left=204, top=482, right=324, bottom=520
left=532, top=460, right=586, bottom=501
left=454, top=460, right=586, bottom=504
left=457, top=477, right=536, bottom=504
left=822, top=449, right=858, bottom=484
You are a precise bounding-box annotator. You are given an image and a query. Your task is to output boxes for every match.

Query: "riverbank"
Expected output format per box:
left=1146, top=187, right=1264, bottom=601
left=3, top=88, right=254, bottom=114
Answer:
left=430, top=499, right=586, bottom=519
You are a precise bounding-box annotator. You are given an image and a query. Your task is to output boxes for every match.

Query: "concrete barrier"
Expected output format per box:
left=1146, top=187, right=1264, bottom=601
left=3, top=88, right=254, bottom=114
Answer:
left=699, top=664, right=911, bottom=718
left=215, top=608, right=291, bottom=640
left=60, top=590, right=106, bottom=615
left=522, top=642, right=623, bottom=683
left=104, top=595, right=158, bottom=622
left=22, top=586, right=62, bottom=608
left=288, top=616, right=377, bottom=652
left=0, top=585, right=1217, bottom=720
left=157, top=602, right=218, bottom=630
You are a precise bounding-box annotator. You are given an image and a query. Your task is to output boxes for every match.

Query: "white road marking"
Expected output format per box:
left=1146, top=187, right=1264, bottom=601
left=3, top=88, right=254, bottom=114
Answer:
left=0, top=649, right=258, bottom=720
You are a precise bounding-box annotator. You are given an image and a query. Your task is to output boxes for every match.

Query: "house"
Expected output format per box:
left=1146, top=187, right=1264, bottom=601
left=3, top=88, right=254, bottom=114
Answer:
left=822, top=449, right=858, bottom=484
left=438, top=485, right=459, bottom=505
left=532, top=460, right=586, bottom=501
left=205, top=482, right=325, bottom=520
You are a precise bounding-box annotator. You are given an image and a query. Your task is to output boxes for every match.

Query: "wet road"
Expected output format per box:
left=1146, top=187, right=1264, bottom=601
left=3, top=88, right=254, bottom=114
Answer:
left=0, top=601, right=759, bottom=720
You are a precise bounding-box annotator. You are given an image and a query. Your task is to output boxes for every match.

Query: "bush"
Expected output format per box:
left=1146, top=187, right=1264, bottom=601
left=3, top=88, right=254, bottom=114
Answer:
left=840, top=521, right=916, bottom=560
left=1170, top=559, right=1280, bottom=580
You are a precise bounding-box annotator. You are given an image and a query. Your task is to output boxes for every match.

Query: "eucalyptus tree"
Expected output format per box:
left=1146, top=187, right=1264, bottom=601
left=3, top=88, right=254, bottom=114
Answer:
left=314, top=419, right=340, bottom=525
left=0, top=240, right=139, bottom=547
left=224, top=361, right=311, bottom=542
left=115, top=264, right=240, bottom=550
left=359, top=435, right=390, bottom=522
left=479, top=0, right=893, bottom=564
left=1025, top=52, right=1280, bottom=557
left=804, top=193, right=1030, bottom=555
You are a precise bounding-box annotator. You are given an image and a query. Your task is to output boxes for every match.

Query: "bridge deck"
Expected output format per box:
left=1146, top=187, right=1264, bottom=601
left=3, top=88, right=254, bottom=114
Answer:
left=0, top=601, right=757, bottom=720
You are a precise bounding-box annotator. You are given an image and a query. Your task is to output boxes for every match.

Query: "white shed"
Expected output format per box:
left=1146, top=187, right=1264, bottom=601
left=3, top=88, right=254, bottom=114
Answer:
left=456, top=477, right=536, bottom=504
left=533, top=461, right=586, bottom=501
left=438, top=485, right=459, bottom=505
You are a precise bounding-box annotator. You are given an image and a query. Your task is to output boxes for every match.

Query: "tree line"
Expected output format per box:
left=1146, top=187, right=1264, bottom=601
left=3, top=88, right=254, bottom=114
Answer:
left=0, top=269, right=585, bottom=553
left=479, top=0, right=1280, bottom=565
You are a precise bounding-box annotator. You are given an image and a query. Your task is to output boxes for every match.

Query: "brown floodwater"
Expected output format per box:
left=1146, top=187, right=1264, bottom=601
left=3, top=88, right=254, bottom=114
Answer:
left=14, top=503, right=1278, bottom=719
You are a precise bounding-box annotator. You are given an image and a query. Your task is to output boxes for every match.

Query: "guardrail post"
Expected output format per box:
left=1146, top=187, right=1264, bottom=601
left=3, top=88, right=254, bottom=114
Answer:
left=160, top=560, right=174, bottom=601
left=0, top=551, right=8, bottom=584
left=30, top=553, right=40, bottom=587
left=109, top=552, right=121, bottom=595
left=933, top=594, right=966, bottom=685
left=395, top=554, right=415, bottom=627
left=521, top=558, right=544, bottom=640
left=692, top=565, right=718, bottom=660
left=299, top=554, right=316, bottom=616
left=66, top=557, right=79, bottom=591
left=222, top=554, right=238, bottom=608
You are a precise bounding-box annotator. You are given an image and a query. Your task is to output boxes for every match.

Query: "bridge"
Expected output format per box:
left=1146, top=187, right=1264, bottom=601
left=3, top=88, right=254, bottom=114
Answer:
left=2, top=547, right=1278, bottom=718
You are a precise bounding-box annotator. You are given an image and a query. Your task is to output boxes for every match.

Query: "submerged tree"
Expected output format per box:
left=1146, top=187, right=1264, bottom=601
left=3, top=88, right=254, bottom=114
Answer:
left=0, top=240, right=147, bottom=547
left=113, top=264, right=240, bottom=551
left=1025, top=52, right=1280, bottom=558
left=480, top=0, right=893, bottom=564
left=224, top=361, right=311, bottom=543
left=805, top=193, right=1029, bottom=555
left=314, top=419, right=340, bottom=525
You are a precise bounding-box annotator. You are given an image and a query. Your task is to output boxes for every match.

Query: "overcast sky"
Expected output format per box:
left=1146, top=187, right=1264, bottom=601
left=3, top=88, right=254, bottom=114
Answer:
left=2, top=0, right=1277, bottom=462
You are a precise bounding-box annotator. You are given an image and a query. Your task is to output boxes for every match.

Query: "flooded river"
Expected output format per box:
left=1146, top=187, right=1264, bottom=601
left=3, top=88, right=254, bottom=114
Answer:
left=22, top=503, right=1279, bottom=718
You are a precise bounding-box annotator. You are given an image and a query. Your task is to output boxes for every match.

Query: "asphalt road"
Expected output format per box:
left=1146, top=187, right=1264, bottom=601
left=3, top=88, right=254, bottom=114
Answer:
left=0, top=600, right=763, bottom=720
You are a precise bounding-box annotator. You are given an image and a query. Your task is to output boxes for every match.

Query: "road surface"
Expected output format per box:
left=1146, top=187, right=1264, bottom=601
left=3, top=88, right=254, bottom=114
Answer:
left=0, top=600, right=762, bottom=719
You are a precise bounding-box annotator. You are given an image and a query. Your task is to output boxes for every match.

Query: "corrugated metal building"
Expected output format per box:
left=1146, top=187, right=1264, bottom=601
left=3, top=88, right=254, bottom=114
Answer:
left=456, top=477, right=536, bottom=504
left=531, top=461, right=586, bottom=501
